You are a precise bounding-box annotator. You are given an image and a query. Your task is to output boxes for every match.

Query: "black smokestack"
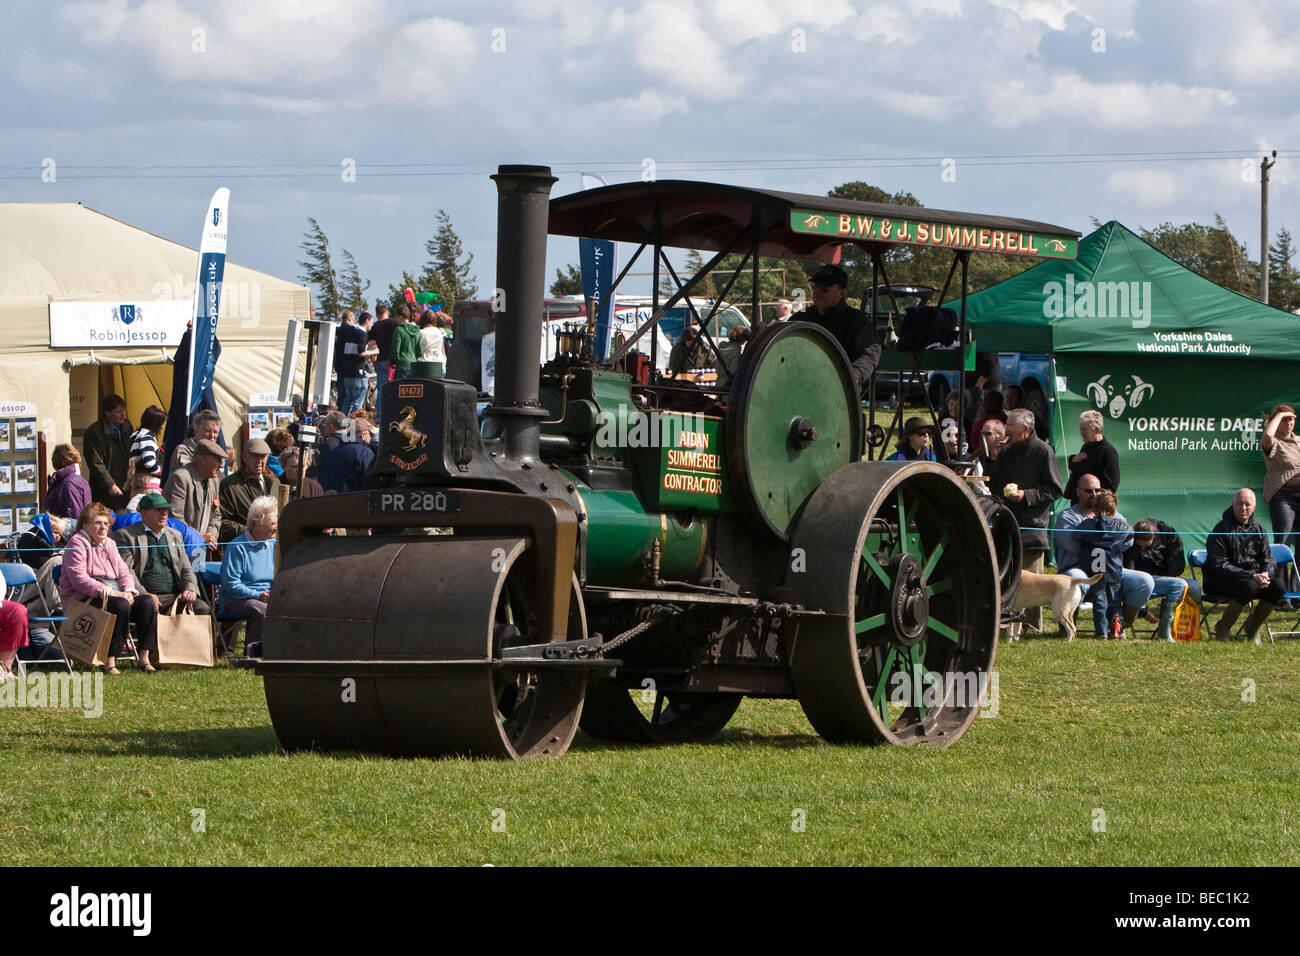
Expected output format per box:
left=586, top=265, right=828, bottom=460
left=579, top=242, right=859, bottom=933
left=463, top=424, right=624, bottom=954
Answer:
left=488, top=164, right=557, bottom=463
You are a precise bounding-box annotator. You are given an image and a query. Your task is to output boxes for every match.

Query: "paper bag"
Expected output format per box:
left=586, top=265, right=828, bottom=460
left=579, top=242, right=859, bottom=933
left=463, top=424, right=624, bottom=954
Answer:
left=157, top=601, right=214, bottom=669
left=59, top=594, right=115, bottom=667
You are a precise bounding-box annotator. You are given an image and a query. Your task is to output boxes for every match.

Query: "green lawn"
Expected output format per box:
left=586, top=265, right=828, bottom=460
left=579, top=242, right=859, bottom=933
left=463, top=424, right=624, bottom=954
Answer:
left=4, top=628, right=1298, bottom=867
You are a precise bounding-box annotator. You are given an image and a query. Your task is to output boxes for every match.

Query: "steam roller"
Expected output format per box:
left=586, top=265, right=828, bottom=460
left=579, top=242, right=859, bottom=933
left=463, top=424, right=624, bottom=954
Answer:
left=259, top=164, right=1077, bottom=759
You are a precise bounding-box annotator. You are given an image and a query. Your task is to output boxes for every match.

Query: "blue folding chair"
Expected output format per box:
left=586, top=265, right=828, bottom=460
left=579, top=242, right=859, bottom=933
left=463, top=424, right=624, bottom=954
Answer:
left=2, top=561, right=71, bottom=675
left=1266, top=544, right=1300, bottom=640
left=198, top=565, right=245, bottom=658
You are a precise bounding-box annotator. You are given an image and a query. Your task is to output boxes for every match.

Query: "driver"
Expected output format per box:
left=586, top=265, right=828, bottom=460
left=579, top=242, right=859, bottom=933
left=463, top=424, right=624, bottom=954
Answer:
left=805, top=264, right=881, bottom=397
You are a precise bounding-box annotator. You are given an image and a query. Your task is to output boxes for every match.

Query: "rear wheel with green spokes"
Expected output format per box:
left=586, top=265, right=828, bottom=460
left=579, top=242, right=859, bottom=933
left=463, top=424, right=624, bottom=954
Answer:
left=789, top=461, right=999, bottom=746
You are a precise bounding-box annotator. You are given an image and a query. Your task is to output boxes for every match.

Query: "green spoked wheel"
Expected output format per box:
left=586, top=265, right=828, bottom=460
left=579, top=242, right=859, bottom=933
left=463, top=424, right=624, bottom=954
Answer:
left=788, top=461, right=999, bottom=746
left=726, top=321, right=863, bottom=541
left=579, top=682, right=742, bottom=744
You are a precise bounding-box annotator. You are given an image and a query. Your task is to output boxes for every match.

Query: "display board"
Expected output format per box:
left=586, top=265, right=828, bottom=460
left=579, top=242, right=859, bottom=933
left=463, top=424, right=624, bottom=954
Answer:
left=0, top=400, right=44, bottom=537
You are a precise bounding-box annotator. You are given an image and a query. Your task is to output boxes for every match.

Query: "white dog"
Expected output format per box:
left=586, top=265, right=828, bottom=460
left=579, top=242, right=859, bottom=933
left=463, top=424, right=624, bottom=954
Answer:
left=1007, top=570, right=1102, bottom=642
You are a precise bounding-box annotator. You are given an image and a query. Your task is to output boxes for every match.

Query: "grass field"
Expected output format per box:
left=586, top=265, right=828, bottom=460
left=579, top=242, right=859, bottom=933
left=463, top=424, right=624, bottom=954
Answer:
left=4, top=623, right=1299, bottom=867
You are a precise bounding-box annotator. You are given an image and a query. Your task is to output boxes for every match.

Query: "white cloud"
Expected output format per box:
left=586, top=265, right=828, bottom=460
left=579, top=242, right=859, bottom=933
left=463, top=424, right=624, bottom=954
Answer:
left=982, top=73, right=1235, bottom=129
left=631, top=0, right=747, bottom=99
left=1105, top=168, right=1181, bottom=206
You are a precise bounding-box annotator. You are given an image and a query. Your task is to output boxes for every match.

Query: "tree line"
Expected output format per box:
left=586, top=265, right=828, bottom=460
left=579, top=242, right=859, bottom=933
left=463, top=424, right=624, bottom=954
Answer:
left=298, top=210, right=477, bottom=320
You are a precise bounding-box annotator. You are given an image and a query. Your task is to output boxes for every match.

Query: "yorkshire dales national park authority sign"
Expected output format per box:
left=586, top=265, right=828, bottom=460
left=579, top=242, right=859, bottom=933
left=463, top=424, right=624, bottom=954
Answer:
left=49, top=300, right=192, bottom=348
left=1056, top=354, right=1296, bottom=537
left=790, top=208, right=1078, bottom=259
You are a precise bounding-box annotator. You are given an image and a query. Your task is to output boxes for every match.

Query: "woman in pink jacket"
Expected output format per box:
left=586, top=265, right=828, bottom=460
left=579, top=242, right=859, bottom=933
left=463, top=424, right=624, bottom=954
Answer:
left=60, top=502, right=159, bottom=674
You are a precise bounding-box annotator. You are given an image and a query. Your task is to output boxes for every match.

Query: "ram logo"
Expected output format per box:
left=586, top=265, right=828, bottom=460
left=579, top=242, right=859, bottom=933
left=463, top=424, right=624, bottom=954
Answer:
left=1086, top=374, right=1154, bottom=419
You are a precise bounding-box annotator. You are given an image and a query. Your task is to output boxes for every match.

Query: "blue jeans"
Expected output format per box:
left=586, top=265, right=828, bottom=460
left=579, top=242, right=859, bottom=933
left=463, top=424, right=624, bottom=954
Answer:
left=1087, top=582, right=1121, bottom=637
left=374, top=361, right=391, bottom=420
left=338, top=376, right=366, bottom=415
left=1066, top=567, right=1154, bottom=607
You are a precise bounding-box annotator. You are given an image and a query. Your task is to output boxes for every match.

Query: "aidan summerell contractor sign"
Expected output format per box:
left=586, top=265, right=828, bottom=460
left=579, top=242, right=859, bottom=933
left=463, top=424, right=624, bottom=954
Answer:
left=789, top=208, right=1077, bottom=259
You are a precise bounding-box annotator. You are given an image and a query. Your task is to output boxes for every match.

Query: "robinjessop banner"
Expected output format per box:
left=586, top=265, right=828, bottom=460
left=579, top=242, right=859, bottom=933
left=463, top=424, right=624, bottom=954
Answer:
left=1056, top=354, right=1294, bottom=539
left=48, top=300, right=191, bottom=347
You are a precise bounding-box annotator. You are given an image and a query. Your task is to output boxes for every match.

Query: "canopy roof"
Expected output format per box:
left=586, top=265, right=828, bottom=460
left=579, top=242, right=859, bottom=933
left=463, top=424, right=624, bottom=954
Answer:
left=549, top=180, right=1079, bottom=263
left=949, top=220, right=1300, bottom=359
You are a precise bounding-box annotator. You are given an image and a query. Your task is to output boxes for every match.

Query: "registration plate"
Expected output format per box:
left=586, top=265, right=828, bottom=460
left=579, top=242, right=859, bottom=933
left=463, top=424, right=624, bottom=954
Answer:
left=368, top=489, right=462, bottom=515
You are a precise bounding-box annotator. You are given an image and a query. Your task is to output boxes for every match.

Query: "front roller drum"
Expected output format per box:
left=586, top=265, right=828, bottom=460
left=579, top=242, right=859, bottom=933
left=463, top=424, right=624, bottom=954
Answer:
left=787, top=461, right=999, bottom=746
left=262, top=535, right=588, bottom=760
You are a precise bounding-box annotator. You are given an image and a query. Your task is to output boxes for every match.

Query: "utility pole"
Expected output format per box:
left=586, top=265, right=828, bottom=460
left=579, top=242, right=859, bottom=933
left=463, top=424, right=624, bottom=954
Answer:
left=1261, top=150, right=1277, bottom=303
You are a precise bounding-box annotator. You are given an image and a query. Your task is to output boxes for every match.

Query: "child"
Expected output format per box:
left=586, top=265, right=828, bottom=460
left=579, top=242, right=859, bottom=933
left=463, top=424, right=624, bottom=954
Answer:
left=126, top=404, right=167, bottom=510
left=1079, top=489, right=1132, bottom=638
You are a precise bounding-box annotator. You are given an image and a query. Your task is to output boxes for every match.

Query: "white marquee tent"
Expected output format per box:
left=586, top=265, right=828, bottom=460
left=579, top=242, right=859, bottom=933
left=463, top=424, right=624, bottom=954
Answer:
left=0, top=202, right=310, bottom=451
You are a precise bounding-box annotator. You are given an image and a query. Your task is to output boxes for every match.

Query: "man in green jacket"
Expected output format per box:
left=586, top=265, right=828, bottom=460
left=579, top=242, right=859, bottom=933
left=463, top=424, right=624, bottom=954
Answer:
left=389, top=304, right=423, bottom=379
left=83, top=393, right=133, bottom=511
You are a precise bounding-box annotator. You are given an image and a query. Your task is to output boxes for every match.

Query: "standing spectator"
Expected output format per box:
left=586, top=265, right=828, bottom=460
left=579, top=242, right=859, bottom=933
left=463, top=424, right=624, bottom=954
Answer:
left=968, top=390, right=1006, bottom=453
left=319, top=410, right=350, bottom=454
left=163, top=438, right=224, bottom=546
left=989, top=408, right=1063, bottom=628
left=334, top=310, right=370, bottom=414
left=263, top=427, right=294, bottom=479
left=415, top=309, right=448, bottom=378
left=60, top=502, right=159, bottom=674
left=127, top=404, right=168, bottom=506
left=1125, top=519, right=1201, bottom=641
left=168, top=409, right=224, bottom=476
left=772, top=298, right=794, bottom=322
left=318, top=418, right=376, bottom=494
left=218, top=496, right=279, bottom=656
left=668, top=326, right=709, bottom=378
left=218, top=439, right=281, bottom=542
left=1206, top=488, right=1283, bottom=641
left=390, top=304, right=423, bottom=380
left=115, top=493, right=208, bottom=615
left=1055, top=474, right=1153, bottom=627
left=1260, top=404, right=1300, bottom=609
left=44, top=443, right=92, bottom=520
left=1064, top=409, right=1120, bottom=503
left=977, top=420, right=1006, bottom=467
left=83, top=394, right=133, bottom=511
left=1075, top=489, right=1129, bottom=638
left=370, top=302, right=396, bottom=388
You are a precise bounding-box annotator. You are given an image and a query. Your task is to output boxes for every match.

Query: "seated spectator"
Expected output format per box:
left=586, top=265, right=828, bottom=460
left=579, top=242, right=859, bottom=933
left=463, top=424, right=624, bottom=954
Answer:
left=218, top=495, right=278, bottom=656
left=163, top=438, right=224, bottom=546
left=968, top=389, right=1006, bottom=454
left=169, top=408, right=224, bottom=476
left=1076, top=489, right=1129, bottom=639
left=1124, top=519, right=1202, bottom=642
left=219, top=438, right=281, bottom=542
left=350, top=412, right=380, bottom=455
left=12, top=513, right=69, bottom=572
left=18, top=554, right=65, bottom=664
left=319, top=417, right=376, bottom=493
left=1, top=599, right=29, bottom=683
left=43, top=444, right=92, bottom=520
left=115, top=493, right=209, bottom=615
left=1055, top=473, right=1152, bottom=628
left=887, top=417, right=938, bottom=462
left=279, top=448, right=325, bottom=498
left=1206, top=488, right=1283, bottom=641
left=60, top=502, right=159, bottom=674
left=1064, top=409, right=1120, bottom=503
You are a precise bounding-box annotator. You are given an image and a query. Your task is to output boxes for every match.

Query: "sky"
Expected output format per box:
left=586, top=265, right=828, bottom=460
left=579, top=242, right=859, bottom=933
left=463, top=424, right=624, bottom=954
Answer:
left=3, top=0, right=1296, bottom=305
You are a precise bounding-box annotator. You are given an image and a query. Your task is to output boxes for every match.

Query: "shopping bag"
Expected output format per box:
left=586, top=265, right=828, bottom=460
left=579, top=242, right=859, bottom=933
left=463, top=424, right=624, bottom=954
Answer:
left=58, top=594, right=115, bottom=667
left=156, top=601, right=214, bottom=669
left=1172, top=588, right=1202, bottom=642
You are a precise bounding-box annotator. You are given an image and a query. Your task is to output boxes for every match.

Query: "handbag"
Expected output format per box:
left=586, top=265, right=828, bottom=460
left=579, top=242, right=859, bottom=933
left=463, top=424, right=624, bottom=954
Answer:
left=58, top=592, right=115, bottom=667
left=1172, top=588, right=1202, bottom=642
left=156, top=600, right=214, bottom=669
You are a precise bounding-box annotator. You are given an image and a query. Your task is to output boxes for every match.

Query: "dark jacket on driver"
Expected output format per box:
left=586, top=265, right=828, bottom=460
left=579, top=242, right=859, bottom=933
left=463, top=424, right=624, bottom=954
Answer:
left=805, top=302, right=881, bottom=396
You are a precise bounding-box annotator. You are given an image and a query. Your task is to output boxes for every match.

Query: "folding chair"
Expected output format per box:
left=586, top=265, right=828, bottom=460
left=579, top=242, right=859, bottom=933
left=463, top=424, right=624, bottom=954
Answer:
left=198, top=565, right=245, bottom=658
left=50, top=564, right=142, bottom=665
left=1266, top=544, right=1300, bottom=640
left=2, top=561, right=71, bottom=676
left=1189, top=548, right=1271, bottom=643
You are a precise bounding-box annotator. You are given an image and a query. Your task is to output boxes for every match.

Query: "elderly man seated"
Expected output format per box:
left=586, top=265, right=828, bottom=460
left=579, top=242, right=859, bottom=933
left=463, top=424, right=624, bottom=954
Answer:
left=115, top=493, right=209, bottom=615
left=218, top=495, right=278, bottom=656
left=1054, top=474, right=1154, bottom=632
left=219, top=438, right=280, bottom=542
left=1123, top=519, right=1202, bottom=642
left=1206, top=488, right=1283, bottom=641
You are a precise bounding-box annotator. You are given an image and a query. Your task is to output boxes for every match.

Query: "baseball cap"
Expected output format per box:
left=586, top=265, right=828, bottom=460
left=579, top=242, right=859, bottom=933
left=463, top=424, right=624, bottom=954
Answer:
left=809, top=264, right=848, bottom=289
left=138, top=492, right=170, bottom=511
left=244, top=438, right=272, bottom=456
